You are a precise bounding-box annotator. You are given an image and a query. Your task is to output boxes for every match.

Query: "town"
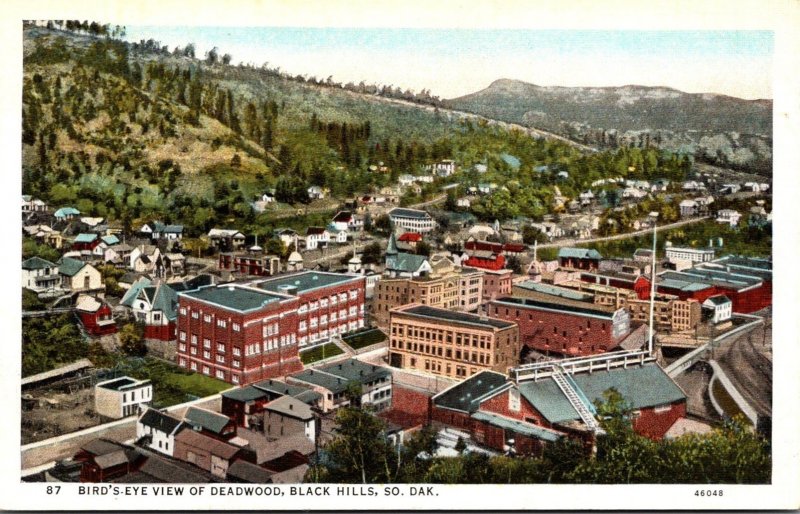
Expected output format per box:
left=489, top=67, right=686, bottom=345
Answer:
left=21, top=159, right=772, bottom=484
left=20, top=21, right=772, bottom=486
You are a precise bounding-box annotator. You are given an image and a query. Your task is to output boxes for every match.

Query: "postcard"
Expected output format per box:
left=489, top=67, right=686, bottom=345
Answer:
left=3, top=0, right=799, bottom=510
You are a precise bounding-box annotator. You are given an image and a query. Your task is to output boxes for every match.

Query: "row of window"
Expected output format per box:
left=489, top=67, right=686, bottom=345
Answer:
left=178, top=358, right=240, bottom=384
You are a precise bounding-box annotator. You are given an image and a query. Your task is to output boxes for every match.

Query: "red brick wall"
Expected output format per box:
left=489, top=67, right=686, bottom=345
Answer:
left=488, top=301, right=617, bottom=356
left=382, top=385, right=431, bottom=427
left=482, top=271, right=513, bottom=301
left=633, top=401, right=686, bottom=440
left=465, top=254, right=505, bottom=271
left=478, top=389, right=549, bottom=426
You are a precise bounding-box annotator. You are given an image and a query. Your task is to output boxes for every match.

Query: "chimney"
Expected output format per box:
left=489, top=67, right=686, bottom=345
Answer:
left=289, top=403, right=293, bottom=410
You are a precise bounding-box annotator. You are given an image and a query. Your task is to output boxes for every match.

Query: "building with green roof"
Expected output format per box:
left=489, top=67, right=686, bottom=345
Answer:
left=288, top=358, right=392, bottom=412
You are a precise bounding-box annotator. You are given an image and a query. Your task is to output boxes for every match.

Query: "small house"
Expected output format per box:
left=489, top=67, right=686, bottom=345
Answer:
left=95, top=377, right=153, bottom=419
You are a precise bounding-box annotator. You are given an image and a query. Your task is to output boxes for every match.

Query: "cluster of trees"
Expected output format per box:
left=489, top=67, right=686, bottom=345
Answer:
left=308, top=390, right=770, bottom=484
left=22, top=314, right=86, bottom=377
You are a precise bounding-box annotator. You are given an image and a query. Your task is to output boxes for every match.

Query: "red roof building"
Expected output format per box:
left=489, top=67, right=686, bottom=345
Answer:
left=75, top=295, right=117, bottom=336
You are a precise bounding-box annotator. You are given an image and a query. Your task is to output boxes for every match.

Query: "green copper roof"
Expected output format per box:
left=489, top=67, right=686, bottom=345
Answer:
left=180, top=285, right=284, bottom=313
left=558, top=247, right=603, bottom=259
left=385, top=252, right=428, bottom=273
left=256, top=271, right=360, bottom=295
left=183, top=406, right=231, bottom=434
left=74, top=233, right=98, bottom=243
left=58, top=256, right=86, bottom=277
left=22, top=256, right=57, bottom=270
left=471, top=411, right=561, bottom=442
left=518, top=363, right=685, bottom=424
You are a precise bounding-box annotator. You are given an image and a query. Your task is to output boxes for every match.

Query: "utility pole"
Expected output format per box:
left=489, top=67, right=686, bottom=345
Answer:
left=648, top=216, right=658, bottom=356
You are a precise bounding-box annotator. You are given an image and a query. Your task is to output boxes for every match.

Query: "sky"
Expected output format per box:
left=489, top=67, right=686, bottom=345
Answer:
left=122, top=27, right=773, bottom=100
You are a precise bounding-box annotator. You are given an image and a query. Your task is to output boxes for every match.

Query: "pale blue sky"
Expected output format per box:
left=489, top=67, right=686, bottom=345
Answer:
left=123, top=27, right=773, bottom=99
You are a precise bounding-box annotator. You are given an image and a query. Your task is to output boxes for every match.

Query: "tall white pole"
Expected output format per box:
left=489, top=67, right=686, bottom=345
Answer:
left=648, top=220, right=658, bottom=355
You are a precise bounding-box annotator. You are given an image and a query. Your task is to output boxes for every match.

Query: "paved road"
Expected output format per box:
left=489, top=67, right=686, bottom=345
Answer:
left=536, top=216, right=710, bottom=250
left=410, top=194, right=447, bottom=209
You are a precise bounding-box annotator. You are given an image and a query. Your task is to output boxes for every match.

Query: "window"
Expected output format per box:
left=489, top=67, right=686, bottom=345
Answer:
left=653, top=404, right=672, bottom=414
left=203, top=366, right=210, bottom=375
left=204, top=351, right=210, bottom=359
left=233, top=360, right=240, bottom=368
left=203, top=338, right=211, bottom=349
left=180, top=307, right=187, bottom=315
left=233, top=323, right=240, bottom=332
left=191, top=311, right=199, bottom=319
left=233, top=347, right=241, bottom=356
left=232, top=375, right=239, bottom=384
left=216, top=355, right=225, bottom=363
left=191, top=334, right=198, bottom=344
left=217, top=319, right=227, bottom=328
left=203, top=314, right=211, bottom=323
left=216, top=370, right=224, bottom=380
left=217, top=343, right=225, bottom=353
left=179, top=358, right=186, bottom=367
left=509, top=388, right=521, bottom=412
left=191, top=362, right=197, bottom=371
left=191, top=347, right=197, bottom=355
left=179, top=343, right=186, bottom=352
left=179, top=331, right=186, bottom=342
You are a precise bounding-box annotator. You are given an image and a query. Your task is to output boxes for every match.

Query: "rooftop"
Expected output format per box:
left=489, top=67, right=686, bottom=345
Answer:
left=265, top=396, right=314, bottom=421
left=58, top=256, right=87, bottom=277
left=389, top=207, right=432, bottom=220
left=97, top=377, right=149, bottom=391
left=183, top=406, right=232, bottom=434
left=492, top=296, right=617, bottom=319
left=180, top=285, right=285, bottom=313
left=22, top=256, right=56, bottom=270
left=138, top=408, right=182, bottom=434
left=471, top=411, right=561, bottom=442
left=514, top=281, right=595, bottom=302
left=558, top=247, right=603, bottom=260
left=395, top=304, right=517, bottom=330
left=432, top=370, right=509, bottom=413
left=518, top=363, right=685, bottom=424
left=255, top=271, right=360, bottom=295
left=290, top=359, right=390, bottom=393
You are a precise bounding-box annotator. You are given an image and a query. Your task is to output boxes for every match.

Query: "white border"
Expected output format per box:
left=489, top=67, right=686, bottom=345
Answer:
left=2, top=0, right=798, bottom=510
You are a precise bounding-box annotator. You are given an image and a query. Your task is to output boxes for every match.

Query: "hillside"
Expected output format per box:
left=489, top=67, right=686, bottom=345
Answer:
left=448, top=79, right=772, bottom=174
left=22, top=26, right=475, bottom=235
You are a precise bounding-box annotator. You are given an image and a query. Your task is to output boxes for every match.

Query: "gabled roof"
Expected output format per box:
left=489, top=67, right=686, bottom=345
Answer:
left=398, top=232, right=422, bottom=242
left=75, top=295, right=103, bottom=313
left=183, top=407, right=232, bottom=435
left=227, top=460, right=275, bottom=483
left=22, top=256, right=56, bottom=270
left=471, top=411, right=561, bottom=442
left=121, top=277, right=153, bottom=307
left=221, top=386, right=269, bottom=403
left=175, top=429, right=240, bottom=459
left=74, top=233, right=99, bottom=244
left=54, top=207, right=80, bottom=217
left=385, top=252, right=429, bottom=274
left=432, top=370, right=510, bottom=413
left=385, top=233, right=398, bottom=255
left=101, top=235, right=120, bottom=246
left=58, top=256, right=87, bottom=277
left=558, top=247, right=602, bottom=259
left=139, top=408, right=183, bottom=434
left=306, top=226, right=328, bottom=236
left=332, top=211, right=353, bottom=223
left=208, top=228, right=244, bottom=238
left=703, top=294, right=732, bottom=306
left=265, top=396, right=314, bottom=421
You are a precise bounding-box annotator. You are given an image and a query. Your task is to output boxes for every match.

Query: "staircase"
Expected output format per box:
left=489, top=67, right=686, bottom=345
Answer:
left=551, top=366, right=603, bottom=433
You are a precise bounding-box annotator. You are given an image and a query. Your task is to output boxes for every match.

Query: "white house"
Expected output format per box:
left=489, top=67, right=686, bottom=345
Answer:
left=456, top=197, right=471, bottom=208
left=716, top=209, right=742, bottom=228
left=327, top=224, right=349, bottom=244
left=22, top=257, right=61, bottom=294
left=331, top=211, right=363, bottom=232
left=398, top=174, right=416, bottom=187
left=679, top=199, right=698, bottom=217
left=95, top=376, right=153, bottom=419
left=416, top=174, right=435, bottom=184
left=622, top=187, right=648, bottom=199
left=21, top=195, right=47, bottom=212
left=129, top=245, right=164, bottom=275
left=275, top=228, right=299, bottom=249
left=703, top=295, right=732, bottom=324
left=58, top=257, right=103, bottom=292
left=136, top=408, right=184, bottom=457
left=305, top=227, right=330, bottom=250
left=665, top=244, right=715, bottom=263
left=307, top=186, right=327, bottom=200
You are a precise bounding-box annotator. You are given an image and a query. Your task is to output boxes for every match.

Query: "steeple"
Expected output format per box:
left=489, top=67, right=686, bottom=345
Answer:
left=386, top=232, right=398, bottom=256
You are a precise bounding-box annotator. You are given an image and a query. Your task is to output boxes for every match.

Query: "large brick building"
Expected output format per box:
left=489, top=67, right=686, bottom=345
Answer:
left=430, top=362, right=687, bottom=455
left=175, top=271, right=366, bottom=385
left=488, top=297, right=631, bottom=357
left=373, top=258, right=483, bottom=327
left=479, top=268, right=514, bottom=302
left=388, top=304, right=520, bottom=379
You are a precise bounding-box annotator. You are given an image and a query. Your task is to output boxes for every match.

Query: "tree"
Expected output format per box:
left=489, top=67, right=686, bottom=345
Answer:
left=373, top=214, right=392, bottom=234
left=308, top=405, right=396, bottom=483
left=265, top=237, right=285, bottom=257
left=522, top=225, right=547, bottom=245
left=415, top=241, right=432, bottom=257
left=119, top=323, right=146, bottom=357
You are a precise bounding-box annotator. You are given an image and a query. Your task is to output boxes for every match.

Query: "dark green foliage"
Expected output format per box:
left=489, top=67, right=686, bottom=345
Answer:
left=22, top=237, right=60, bottom=262
left=22, top=314, right=86, bottom=377
left=22, top=289, right=46, bottom=311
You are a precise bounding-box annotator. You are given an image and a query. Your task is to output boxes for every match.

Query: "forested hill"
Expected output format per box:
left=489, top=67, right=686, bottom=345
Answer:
left=22, top=24, right=694, bottom=238
left=448, top=79, right=772, bottom=174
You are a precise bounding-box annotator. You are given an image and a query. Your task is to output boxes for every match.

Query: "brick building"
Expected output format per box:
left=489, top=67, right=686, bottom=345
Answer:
left=175, top=271, right=365, bottom=385
left=580, top=270, right=651, bottom=300
left=218, top=252, right=281, bottom=277
left=627, top=294, right=701, bottom=332
left=221, top=379, right=321, bottom=428
left=288, top=358, right=393, bottom=412
left=388, top=304, right=520, bottom=379
left=488, top=297, right=631, bottom=357
left=479, top=268, right=514, bottom=302
left=558, top=247, right=602, bottom=270
left=373, top=258, right=483, bottom=327
left=430, top=362, right=686, bottom=455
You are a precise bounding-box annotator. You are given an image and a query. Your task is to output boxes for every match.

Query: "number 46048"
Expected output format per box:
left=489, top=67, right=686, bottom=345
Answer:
left=695, top=489, right=723, bottom=497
